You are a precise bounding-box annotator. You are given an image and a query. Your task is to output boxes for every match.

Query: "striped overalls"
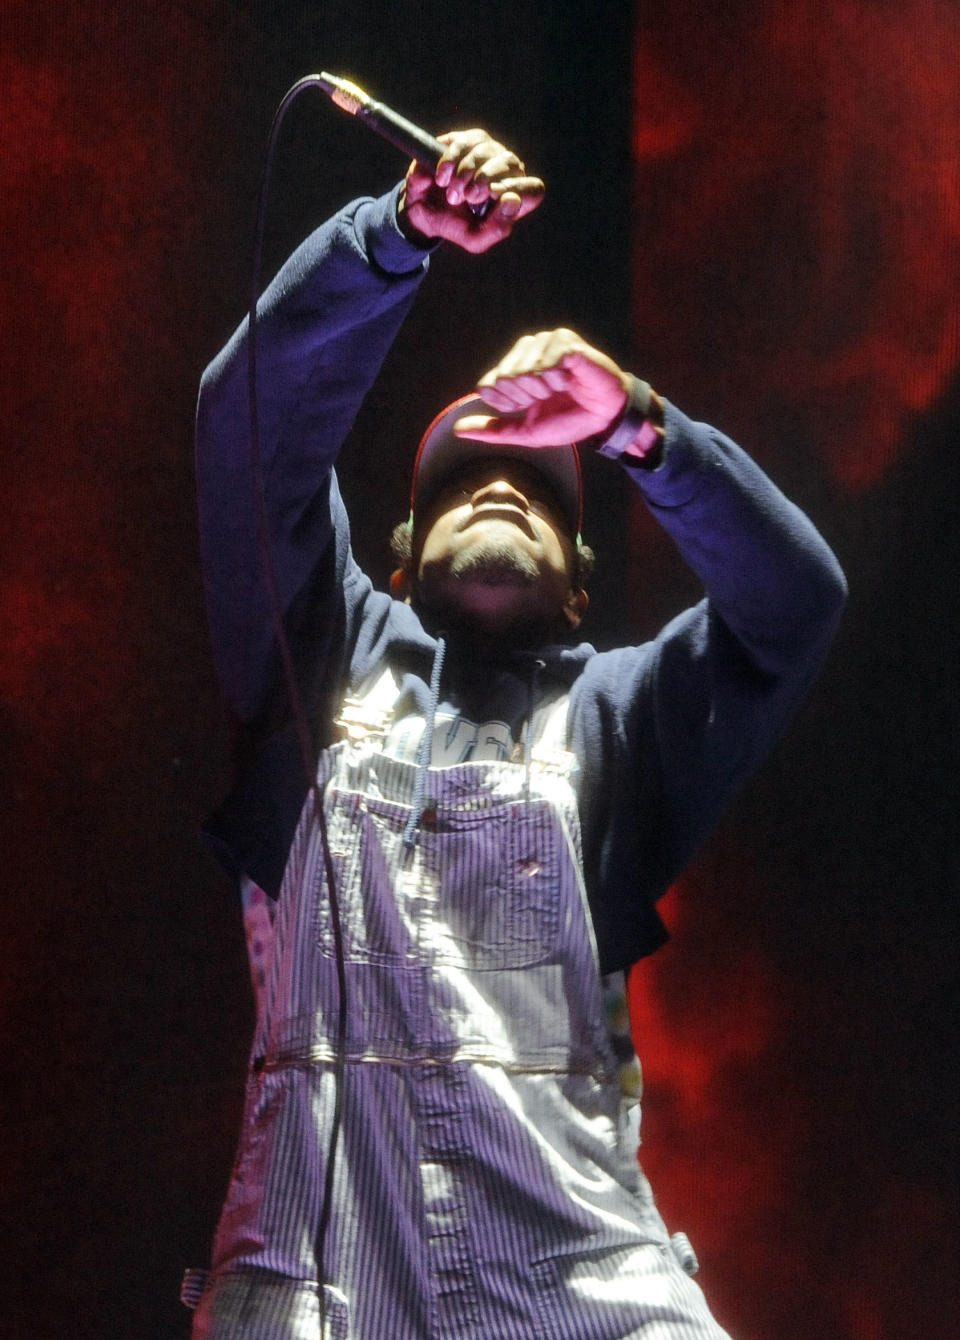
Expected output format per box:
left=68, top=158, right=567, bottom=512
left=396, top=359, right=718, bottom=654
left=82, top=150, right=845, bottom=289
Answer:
left=192, top=673, right=730, bottom=1339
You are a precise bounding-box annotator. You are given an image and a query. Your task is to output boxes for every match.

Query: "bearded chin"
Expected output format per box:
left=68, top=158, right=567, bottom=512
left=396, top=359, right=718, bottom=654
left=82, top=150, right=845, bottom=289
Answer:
left=447, top=540, right=540, bottom=586
left=413, top=540, right=571, bottom=645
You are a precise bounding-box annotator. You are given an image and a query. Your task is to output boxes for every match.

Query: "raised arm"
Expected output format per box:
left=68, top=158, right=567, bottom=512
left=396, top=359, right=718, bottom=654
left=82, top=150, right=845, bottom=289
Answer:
left=455, top=326, right=846, bottom=683
left=456, top=330, right=848, bottom=967
left=196, top=135, right=545, bottom=722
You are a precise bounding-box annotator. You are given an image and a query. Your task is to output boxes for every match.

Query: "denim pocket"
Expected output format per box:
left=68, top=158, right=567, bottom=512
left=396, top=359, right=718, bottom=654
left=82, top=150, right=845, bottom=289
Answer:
left=421, top=796, right=562, bottom=970
left=316, top=788, right=562, bottom=970
left=192, top=1273, right=352, bottom=1339
left=531, top=1239, right=726, bottom=1340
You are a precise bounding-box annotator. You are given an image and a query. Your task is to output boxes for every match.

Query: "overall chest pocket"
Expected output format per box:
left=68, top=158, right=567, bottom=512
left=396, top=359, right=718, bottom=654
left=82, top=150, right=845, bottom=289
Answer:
left=315, top=787, right=564, bottom=970
left=421, top=796, right=563, bottom=970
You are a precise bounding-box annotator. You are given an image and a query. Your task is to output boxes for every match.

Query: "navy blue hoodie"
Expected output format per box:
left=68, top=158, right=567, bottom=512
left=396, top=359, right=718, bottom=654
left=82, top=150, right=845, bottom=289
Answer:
left=196, top=185, right=847, bottom=974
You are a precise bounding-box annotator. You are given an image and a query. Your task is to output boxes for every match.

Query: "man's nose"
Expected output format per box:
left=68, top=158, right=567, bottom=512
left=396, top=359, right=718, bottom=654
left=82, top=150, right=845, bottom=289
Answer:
left=470, top=479, right=530, bottom=509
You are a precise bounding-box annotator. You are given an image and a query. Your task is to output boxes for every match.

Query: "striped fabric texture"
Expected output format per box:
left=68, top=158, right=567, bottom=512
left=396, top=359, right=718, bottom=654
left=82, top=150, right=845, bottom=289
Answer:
left=192, top=684, right=732, bottom=1340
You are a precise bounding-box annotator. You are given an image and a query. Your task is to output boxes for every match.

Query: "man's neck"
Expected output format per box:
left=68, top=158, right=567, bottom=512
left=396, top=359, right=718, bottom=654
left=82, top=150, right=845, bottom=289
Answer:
left=416, top=606, right=569, bottom=660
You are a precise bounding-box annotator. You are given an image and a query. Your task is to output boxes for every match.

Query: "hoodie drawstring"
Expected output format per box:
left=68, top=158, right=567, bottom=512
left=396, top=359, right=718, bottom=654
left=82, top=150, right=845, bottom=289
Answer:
left=402, top=642, right=551, bottom=844
left=402, top=635, right=446, bottom=849
left=522, top=658, right=545, bottom=801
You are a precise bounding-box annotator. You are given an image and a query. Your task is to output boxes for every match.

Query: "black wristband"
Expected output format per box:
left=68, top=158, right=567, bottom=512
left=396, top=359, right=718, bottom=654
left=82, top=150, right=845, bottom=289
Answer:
left=596, top=376, right=656, bottom=460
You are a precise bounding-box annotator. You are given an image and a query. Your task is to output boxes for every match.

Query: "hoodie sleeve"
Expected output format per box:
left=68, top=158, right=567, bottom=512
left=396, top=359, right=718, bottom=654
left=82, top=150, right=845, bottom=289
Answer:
left=195, top=184, right=433, bottom=724
left=576, top=403, right=847, bottom=972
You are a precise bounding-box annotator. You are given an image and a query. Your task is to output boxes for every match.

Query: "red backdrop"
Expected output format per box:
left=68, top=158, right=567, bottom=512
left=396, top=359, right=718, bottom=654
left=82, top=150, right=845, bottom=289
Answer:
left=627, top=4, right=960, bottom=1336
left=2, top=3, right=957, bottom=1336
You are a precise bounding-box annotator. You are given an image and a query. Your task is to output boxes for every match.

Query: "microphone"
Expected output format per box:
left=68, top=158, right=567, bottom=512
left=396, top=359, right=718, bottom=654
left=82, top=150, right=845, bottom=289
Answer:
left=317, top=73, right=445, bottom=169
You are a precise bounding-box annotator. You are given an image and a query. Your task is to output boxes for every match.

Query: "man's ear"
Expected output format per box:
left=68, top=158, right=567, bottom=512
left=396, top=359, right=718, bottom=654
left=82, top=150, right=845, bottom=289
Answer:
left=390, top=567, right=413, bottom=602
left=563, top=588, right=589, bottom=629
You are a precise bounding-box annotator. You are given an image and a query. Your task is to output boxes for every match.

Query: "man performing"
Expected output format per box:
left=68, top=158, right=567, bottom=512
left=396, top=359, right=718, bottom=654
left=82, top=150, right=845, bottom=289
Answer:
left=191, top=129, right=846, bottom=1338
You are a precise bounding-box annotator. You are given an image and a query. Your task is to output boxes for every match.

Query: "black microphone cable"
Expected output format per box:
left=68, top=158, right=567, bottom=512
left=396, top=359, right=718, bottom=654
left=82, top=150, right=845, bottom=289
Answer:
left=247, top=75, right=346, bottom=1337
left=245, top=72, right=448, bottom=1333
